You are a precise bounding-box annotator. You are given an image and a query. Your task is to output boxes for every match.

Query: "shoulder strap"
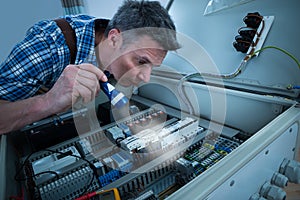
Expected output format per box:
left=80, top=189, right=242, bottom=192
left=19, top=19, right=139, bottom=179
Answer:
left=94, top=19, right=109, bottom=47
left=55, top=18, right=109, bottom=64
left=54, top=18, right=77, bottom=64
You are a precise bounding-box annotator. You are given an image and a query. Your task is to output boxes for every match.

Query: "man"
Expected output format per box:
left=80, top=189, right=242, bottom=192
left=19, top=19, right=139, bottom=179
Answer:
left=0, top=0, right=180, bottom=134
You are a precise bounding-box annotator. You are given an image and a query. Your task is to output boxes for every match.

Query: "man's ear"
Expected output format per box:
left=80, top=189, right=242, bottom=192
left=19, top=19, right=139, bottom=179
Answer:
left=107, top=28, right=122, bottom=48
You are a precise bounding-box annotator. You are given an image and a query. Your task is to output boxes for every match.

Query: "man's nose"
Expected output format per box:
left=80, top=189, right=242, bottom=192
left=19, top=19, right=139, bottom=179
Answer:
left=138, top=66, right=152, bottom=83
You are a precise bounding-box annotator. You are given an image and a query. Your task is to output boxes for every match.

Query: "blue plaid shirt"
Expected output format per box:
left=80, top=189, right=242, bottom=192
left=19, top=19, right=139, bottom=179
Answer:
left=0, top=14, right=98, bottom=101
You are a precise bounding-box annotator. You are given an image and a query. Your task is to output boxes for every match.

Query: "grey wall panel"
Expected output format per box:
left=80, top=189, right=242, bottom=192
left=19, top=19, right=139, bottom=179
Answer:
left=0, top=0, right=63, bottom=63
left=163, top=0, right=300, bottom=91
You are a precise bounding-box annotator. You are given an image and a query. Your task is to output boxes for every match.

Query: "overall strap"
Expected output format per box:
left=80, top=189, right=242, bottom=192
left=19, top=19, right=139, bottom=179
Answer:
left=54, top=18, right=110, bottom=64
left=54, top=18, right=77, bottom=64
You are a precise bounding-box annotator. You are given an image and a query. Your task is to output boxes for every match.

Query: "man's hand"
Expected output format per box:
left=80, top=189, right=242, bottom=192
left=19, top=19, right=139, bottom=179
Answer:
left=44, top=63, right=108, bottom=113
left=0, top=63, right=107, bottom=134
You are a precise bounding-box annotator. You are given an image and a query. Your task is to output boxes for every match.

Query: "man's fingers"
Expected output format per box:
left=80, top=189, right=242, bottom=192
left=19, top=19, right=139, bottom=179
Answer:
left=78, top=63, right=108, bottom=82
left=73, top=82, right=95, bottom=103
left=77, top=70, right=100, bottom=92
left=58, top=64, right=106, bottom=106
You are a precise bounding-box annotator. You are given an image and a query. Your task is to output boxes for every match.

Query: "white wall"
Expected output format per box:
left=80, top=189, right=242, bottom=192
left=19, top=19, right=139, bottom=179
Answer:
left=0, top=0, right=63, bottom=63
left=85, top=0, right=170, bottom=18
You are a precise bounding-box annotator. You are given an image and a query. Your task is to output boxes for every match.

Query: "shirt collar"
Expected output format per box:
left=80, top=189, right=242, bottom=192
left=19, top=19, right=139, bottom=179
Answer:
left=75, top=19, right=96, bottom=65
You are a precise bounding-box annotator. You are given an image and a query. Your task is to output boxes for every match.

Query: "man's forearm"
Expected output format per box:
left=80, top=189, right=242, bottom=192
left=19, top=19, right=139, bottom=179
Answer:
left=0, top=95, right=57, bottom=135
left=0, top=63, right=105, bottom=135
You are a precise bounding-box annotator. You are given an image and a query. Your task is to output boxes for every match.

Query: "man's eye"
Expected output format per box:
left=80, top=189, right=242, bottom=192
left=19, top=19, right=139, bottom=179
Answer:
left=138, top=59, right=147, bottom=65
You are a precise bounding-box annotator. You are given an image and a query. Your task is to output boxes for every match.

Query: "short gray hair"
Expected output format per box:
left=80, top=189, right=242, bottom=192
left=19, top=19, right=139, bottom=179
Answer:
left=104, top=0, right=180, bottom=51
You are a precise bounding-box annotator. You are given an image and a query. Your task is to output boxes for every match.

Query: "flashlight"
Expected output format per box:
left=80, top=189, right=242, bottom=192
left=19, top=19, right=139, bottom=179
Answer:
left=79, top=57, right=129, bottom=109
left=100, top=81, right=129, bottom=109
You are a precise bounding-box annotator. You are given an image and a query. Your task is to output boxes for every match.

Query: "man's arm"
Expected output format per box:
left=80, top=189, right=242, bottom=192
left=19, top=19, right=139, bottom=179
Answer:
left=0, top=64, right=107, bottom=135
left=0, top=97, right=56, bottom=134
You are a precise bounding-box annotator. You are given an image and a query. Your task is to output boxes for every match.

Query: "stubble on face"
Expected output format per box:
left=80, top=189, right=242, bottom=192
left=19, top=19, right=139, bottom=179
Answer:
left=106, top=35, right=167, bottom=87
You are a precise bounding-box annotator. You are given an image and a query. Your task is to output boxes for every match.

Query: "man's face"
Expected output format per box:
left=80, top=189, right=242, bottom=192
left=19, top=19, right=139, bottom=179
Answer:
left=106, top=35, right=167, bottom=87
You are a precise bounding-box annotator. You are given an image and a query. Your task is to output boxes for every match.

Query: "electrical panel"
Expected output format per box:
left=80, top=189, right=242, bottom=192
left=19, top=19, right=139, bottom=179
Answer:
left=14, top=103, right=247, bottom=200
left=2, top=1, right=300, bottom=200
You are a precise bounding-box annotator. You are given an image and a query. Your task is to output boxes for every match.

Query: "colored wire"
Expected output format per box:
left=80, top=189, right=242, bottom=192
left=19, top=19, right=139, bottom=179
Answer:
left=8, top=187, right=24, bottom=200
left=292, top=86, right=300, bottom=89
left=250, top=45, right=300, bottom=90
left=251, top=45, right=300, bottom=69
left=287, top=84, right=300, bottom=90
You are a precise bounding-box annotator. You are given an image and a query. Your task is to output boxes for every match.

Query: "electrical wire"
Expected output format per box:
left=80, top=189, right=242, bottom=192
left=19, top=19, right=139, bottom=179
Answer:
left=188, top=17, right=266, bottom=80
left=14, top=148, right=98, bottom=198
left=177, top=59, right=246, bottom=115
left=250, top=45, right=300, bottom=90
left=44, top=149, right=97, bottom=196
left=9, top=187, right=24, bottom=200
left=251, top=45, right=300, bottom=68
left=14, top=151, right=49, bottom=182
left=291, top=85, right=300, bottom=89
left=177, top=73, right=199, bottom=115
left=177, top=45, right=300, bottom=114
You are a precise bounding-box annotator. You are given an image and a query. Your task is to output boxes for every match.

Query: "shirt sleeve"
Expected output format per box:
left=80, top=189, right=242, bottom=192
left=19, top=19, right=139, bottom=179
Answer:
left=0, top=15, right=95, bottom=102
left=0, top=24, right=54, bottom=102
